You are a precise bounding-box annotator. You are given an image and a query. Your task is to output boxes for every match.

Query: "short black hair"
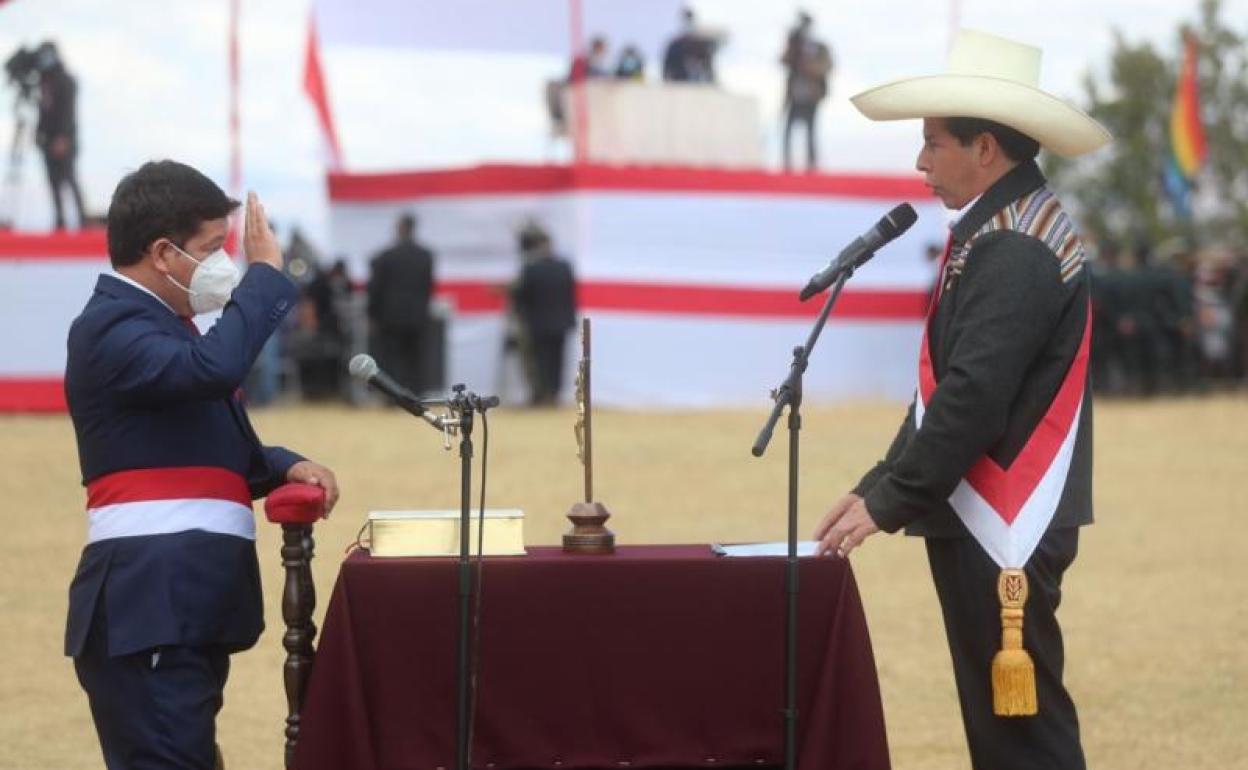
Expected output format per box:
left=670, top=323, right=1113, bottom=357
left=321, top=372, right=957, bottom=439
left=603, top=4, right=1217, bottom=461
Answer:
left=945, top=117, right=1041, bottom=163
left=106, top=160, right=239, bottom=268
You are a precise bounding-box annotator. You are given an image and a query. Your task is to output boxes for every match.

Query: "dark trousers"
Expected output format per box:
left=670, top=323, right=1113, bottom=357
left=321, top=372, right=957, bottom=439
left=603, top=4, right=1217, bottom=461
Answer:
left=530, top=330, right=568, bottom=405
left=373, top=326, right=424, bottom=393
left=783, top=102, right=818, bottom=172
left=925, top=528, right=1085, bottom=770
left=73, top=607, right=230, bottom=770
left=43, top=148, right=85, bottom=229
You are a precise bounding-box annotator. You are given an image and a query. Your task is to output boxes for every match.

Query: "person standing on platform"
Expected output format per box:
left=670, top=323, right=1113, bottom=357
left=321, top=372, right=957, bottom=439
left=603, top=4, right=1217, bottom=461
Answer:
left=662, top=7, right=720, bottom=84
left=615, top=45, right=646, bottom=81
left=569, top=36, right=611, bottom=83
left=512, top=223, right=577, bottom=406
left=367, top=212, right=434, bottom=393
left=780, top=11, right=833, bottom=172
left=64, top=160, right=339, bottom=769
left=813, top=30, right=1110, bottom=770
left=34, top=41, right=86, bottom=230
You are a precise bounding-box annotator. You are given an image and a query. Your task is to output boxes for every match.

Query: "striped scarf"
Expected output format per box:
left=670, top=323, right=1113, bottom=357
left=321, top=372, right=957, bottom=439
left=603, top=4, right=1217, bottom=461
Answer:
left=946, top=186, right=1085, bottom=285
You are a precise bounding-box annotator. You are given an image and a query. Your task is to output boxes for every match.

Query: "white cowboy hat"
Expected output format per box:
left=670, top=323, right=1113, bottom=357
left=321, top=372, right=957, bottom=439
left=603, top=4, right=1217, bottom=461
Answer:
left=851, top=29, right=1111, bottom=157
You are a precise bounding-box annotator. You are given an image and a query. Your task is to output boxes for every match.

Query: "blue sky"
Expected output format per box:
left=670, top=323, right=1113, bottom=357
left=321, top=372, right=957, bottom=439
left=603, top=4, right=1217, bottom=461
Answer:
left=0, top=0, right=1237, bottom=246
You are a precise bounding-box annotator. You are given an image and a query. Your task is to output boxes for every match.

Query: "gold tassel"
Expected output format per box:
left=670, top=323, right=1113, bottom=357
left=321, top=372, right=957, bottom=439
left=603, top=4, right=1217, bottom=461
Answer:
left=992, top=568, right=1038, bottom=716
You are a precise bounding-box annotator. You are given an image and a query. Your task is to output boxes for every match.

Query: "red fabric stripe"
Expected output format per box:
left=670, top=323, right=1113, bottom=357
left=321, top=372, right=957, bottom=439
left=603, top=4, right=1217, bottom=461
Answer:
left=430, top=280, right=928, bottom=319
left=0, top=377, right=66, bottom=411
left=434, top=281, right=509, bottom=312
left=1180, top=38, right=1207, bottom=165
left=917, top=237, right=954, bottom=403
left=0, top=230, right=108, bottom=259
left=579, top=281, right=926, bottom=319
left=86, top=467, right=251, bottom=509
left=328, top=164, right=933, bottom=202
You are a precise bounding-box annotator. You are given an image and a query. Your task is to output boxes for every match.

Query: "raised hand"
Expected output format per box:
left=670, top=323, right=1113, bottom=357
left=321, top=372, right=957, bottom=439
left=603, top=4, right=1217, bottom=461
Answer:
left=243, top=191, right=283, bottom=271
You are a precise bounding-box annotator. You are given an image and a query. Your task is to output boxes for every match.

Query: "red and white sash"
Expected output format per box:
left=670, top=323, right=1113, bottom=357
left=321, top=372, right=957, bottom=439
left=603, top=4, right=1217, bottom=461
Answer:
left=85, top=466, right=255, bottom=543
left=915, top=242, right=1091, bottom=570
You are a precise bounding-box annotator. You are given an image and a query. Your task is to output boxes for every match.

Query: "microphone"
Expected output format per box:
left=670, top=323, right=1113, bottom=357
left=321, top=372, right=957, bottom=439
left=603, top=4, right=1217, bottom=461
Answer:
left=348, top=354, right=442, bottom=427
left=799, top=203, right=918, bottom=301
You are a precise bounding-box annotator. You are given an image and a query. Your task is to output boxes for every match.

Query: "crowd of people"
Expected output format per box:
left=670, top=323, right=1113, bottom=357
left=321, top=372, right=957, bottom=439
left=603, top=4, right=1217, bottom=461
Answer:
left=558, top=8, right=834, bottom=172
left=1088, top=241, right=1248, bottom=395
left=246, top=216, right=579, bottom=409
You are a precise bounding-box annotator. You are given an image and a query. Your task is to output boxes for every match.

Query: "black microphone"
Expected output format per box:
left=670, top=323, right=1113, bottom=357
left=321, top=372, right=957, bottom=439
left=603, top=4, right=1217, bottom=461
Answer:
left=348, top=354, right=441, bottom=427
left=799, top=203, right=918, bottom=301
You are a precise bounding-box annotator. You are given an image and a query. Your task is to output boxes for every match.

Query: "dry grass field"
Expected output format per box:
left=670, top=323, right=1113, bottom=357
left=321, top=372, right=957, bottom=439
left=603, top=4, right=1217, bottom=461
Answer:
left=1, top=396, right=1245, bottom=769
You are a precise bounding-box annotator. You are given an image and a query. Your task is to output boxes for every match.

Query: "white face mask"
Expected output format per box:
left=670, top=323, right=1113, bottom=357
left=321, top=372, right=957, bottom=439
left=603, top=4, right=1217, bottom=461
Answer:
left=166, top=243, right=240, bottom=315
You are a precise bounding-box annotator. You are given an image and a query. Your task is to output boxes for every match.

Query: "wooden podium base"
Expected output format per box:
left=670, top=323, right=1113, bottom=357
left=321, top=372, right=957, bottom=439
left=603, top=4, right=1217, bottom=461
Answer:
left=562, top=502, right=615, bottom=554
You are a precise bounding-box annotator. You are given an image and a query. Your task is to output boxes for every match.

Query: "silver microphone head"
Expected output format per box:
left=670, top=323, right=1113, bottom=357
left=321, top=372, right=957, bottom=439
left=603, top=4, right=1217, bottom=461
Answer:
left=348, top=353, right=378, bottom=380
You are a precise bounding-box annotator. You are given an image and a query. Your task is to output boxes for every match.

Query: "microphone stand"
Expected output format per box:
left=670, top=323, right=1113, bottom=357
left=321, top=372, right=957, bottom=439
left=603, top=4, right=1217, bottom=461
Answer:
left=751, top=266, right=854, bottom=770
left=439, top=383, right=499, bottom=770
left=352, top=360, right=500, bottom=770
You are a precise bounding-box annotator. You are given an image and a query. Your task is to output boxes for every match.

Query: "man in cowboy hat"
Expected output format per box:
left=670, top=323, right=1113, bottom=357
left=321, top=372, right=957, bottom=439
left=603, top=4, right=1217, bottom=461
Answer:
left=813, top=29, right=1109, bottom=769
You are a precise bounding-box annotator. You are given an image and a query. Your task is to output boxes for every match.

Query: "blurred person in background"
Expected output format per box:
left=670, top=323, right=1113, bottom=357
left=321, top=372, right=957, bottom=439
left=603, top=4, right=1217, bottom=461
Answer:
left=512, top=222, right=577, bottom=406
left=780, top=11, right=834, bottom=172
left=1088, top=239, right=1128, bottom=394
left=569, top=35, right=610, bottom=83
left=615, top=44, right=646, bottom=80
left=1231, top=251, right=1248, bottom=385
left=662, top=7, right=722, bottom=84
left=1160, top=245, right=1199, bottom=392
left=293, top=258, right=352, bottom=400
left=1114, top=244, right=1166, bottom=395
left=34, top=41, right=86, bottom=230
left=498, top=223, right=542, bottom=403
left=1194, top=249, right=1236, bottom=383
left=367, top=212, right=434, bottom=393
left=64, top=162, right=338, bottom=769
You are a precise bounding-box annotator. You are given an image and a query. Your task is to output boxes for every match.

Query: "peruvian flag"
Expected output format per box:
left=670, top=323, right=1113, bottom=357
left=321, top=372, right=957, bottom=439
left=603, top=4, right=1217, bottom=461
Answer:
left=303, top=13, right=344, bottom=170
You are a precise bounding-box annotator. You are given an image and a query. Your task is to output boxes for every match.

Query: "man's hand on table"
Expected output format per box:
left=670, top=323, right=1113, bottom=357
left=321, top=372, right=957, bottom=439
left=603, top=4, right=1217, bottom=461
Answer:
left=813, top=493, right=880, bottom=558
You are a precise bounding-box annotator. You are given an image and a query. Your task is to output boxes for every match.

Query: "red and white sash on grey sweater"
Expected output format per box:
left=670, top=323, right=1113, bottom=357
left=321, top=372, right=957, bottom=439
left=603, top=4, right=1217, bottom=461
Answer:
left=915, top=234, right=1090, bottom=570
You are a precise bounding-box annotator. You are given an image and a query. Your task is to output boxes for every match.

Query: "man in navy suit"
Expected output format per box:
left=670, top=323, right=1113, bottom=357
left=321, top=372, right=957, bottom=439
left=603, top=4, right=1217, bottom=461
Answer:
left=64, top=160, right=340, bottom=769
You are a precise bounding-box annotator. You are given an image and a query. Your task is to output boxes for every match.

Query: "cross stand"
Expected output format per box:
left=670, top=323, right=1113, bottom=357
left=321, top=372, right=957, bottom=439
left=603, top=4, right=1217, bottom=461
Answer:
left=751, top=266, right=855, bottom=770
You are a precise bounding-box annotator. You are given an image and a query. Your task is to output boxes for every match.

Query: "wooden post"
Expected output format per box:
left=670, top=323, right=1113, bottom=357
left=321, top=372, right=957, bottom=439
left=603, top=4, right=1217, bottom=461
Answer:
left=280, top=523, right=318, bottom=768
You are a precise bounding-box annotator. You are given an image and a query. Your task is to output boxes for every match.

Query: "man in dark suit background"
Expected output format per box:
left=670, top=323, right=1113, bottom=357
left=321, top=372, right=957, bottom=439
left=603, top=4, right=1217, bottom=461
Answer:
left=780, top=12, right=833, bottom=172
left=513, top=223, right=577, bottom=406
left=367, top=213, right=434, bottom=392
left=64, top=160, right=339, bottom=769
left=34, top=41, right=86, bottom=229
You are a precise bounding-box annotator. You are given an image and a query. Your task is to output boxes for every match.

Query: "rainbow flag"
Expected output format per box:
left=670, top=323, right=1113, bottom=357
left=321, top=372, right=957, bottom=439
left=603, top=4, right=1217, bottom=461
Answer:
left=1163, top=34, right=1207, bottom=218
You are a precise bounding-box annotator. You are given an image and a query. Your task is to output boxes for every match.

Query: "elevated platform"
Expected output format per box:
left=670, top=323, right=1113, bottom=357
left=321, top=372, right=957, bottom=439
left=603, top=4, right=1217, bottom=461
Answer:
left=327, top=163, right=943, bottom=408
left=0, top=163, right=943, bottom=412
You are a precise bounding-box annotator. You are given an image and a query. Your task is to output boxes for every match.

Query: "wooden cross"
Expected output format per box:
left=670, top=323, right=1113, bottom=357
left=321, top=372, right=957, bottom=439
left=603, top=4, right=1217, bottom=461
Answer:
left=574, top=317, right=593, bottom=503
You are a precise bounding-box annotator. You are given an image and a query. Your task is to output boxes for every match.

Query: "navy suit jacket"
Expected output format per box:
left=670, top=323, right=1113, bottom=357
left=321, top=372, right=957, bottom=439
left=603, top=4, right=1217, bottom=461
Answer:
left=64, top=264, right=301, bottom=657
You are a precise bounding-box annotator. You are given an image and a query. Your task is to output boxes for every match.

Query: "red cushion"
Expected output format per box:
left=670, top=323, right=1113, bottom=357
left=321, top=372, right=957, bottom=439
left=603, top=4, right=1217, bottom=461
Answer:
left=264, top=483, right=326, bottom=524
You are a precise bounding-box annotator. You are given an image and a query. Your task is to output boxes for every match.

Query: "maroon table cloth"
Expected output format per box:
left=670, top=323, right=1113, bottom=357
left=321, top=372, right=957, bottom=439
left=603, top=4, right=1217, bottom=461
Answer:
left=291, top=545, right=890, bottom=770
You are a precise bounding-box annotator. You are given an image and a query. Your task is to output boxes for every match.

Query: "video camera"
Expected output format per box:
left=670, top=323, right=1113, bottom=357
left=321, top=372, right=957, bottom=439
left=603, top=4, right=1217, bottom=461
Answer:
left=5, top=42, right=58, bottom=103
